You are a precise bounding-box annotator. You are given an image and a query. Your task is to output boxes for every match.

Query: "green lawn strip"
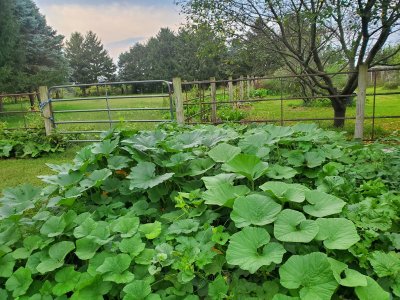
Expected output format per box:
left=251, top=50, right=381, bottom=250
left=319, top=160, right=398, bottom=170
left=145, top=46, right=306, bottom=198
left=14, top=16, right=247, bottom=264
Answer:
left=0, top=146, right=80, bottom=192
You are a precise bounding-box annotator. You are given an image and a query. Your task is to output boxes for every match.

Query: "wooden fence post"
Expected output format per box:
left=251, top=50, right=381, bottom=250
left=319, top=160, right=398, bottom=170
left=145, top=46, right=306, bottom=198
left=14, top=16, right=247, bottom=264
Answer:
left=173, top=77, right=185, bottom=125
left=247, top=75, right=251, bottom=99
left=210, top=77, right=217, bottom=124
left=39, top=86, right=54, bottom=135
left=239, top=75, right=244, bottom=104
left=354, top=64, right=368, bottom=140
left=228, top=76, right=234, bottom=107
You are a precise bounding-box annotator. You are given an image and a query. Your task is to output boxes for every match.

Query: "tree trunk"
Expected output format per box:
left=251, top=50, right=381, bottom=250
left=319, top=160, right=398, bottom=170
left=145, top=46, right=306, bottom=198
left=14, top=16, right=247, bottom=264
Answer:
left=28, top=93, right=35, bottom=111
left=36, top=91, right=41, bottom=104
left=0, top=97, right=3, bottom=112
left=331, top=96, right=347, bottom=127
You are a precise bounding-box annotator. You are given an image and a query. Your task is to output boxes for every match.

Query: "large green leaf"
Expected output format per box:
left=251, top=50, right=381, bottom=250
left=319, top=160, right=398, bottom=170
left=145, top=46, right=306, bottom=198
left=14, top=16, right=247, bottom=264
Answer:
left=266, top=165, right=297, bottom=180
left=122, top=130, right=166, bottom=151
left=108, top=156, right=132, bottom=170
left=40, top=216, right=66, bottom=237
left=274, top=209, right=319, bottom=243
left=37, top=241, right=75, bottom=274
left=328, top=258, right=367, bottom=287
left=303, top=190, right=346, bottom=217
left=5, top=267, right=33, bottom=298
left=208, top=275, right=229, bottom=299
left=75, top=237, right=101, bottom=260
left=355, top=277, right=390, bottom=300
left=203, top=182, right=250, bottom=207
left=279, top=252, right=338, bottom=300
left=127, top=162, right=174, bottom=190
left=315, top=218, right=360, bottom=250
left=123, top=280, right=152, bottom=300
left=202, top=173, right=237, bottom=189
left=222, top=154, right=269, bottom=181
left=226, top=227, right=286, bottom=273
left=368, top=251, right=400, bottom=278
left=52, top=266, right=81, bottom=296
left=260, top=181, right=308, bottom=203
left=304, top=151, right=326, bottom=168
left=118, top=235, right=145, bottom=257
left=139, top=221, right=162, bottom=239
left=208, top=143, right=241, bottom=163
left=0, top=185, right=41, bottom=220
left=167, top=219, right=199, bottom=235
left=92, top=139, right=119, bottom=156
left=96, top=253, right=134, bottom=283
left=80, top=169, right=112, bottom=189
left=111, top=216, right=140, bottom=238
left=231, top=194, right=281, bottom=227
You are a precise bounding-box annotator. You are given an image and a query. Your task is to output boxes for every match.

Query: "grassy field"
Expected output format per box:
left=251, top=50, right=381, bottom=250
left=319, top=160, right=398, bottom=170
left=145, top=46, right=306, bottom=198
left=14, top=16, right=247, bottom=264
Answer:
left=0, top=146, right=81, bottom=193
left=1, top=95, right=173, bottom=134
left=246, top=86, right=400, bottom=138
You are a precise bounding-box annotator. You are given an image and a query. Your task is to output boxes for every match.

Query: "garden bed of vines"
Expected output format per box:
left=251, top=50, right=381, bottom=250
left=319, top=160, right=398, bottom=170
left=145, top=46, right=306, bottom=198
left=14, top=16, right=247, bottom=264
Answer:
left=0, top=123, right=399, bottom=299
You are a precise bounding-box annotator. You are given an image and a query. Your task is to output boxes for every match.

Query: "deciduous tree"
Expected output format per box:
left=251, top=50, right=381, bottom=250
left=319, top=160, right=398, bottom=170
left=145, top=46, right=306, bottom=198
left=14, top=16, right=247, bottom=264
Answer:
left=178, top=0, right=400, bottom=127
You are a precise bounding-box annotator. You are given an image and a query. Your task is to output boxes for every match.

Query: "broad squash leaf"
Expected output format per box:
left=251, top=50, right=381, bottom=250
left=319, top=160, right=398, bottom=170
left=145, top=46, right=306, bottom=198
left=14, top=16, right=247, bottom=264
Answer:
left=274, top=209, right=319, bottom=243
left=279, top=252, right=338, bottom=300
left=231, top=194, right=281, bottom=227
left=226, top=227, right=285, bottom=273
left=315, top=218, right=360, bottom=250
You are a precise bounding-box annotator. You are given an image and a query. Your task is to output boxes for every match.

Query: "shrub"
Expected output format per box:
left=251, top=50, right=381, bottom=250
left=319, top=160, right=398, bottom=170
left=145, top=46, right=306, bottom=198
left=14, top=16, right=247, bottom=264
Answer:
left=383, top=82, right=399, bottom=90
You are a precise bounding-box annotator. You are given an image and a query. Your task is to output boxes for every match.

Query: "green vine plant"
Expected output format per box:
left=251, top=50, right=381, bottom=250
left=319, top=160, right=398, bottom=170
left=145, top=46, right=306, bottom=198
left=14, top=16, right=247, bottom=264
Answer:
left=0, top=123, right=399, bottom=299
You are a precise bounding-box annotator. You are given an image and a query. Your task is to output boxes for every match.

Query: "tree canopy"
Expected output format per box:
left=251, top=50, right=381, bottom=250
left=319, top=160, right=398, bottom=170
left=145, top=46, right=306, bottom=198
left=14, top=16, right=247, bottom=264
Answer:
left=178, top=0, right=400, bottom=126
left=0, top=0, right=68, bottom=95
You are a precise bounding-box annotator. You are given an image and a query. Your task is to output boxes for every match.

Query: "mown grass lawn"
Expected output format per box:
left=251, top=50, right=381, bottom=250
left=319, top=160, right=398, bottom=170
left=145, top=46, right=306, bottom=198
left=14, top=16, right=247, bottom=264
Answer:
left=0, top=146, right=80, bottom=192
left=1, top=95, right=173, bottom=132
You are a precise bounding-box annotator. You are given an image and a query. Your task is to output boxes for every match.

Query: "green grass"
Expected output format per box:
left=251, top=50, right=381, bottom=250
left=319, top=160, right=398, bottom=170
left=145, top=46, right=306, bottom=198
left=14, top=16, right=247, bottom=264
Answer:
left=1, top=95, right=173, bottom=133
left=205, top=85, right=399, bottom=139
left=0, top=146, right=80, bottom=193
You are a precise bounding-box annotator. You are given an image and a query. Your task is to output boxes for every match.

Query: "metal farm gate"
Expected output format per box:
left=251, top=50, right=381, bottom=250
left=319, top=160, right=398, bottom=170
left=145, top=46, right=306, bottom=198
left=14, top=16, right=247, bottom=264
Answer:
left=46, top=80, right=174, bottom=142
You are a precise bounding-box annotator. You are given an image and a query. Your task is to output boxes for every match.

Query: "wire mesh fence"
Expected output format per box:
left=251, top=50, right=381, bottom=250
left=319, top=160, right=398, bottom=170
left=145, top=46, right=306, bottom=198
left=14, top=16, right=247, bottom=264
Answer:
left=0, top=92, right=43, bottom=130
left=180, top=67, right=400, bottom=140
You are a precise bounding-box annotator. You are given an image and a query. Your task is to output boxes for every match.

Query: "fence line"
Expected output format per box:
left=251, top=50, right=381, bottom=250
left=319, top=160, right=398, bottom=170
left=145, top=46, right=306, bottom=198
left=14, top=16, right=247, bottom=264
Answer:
left=0, top=92, right=42, bottom=130
left=174, top=67, right=400, bottom=140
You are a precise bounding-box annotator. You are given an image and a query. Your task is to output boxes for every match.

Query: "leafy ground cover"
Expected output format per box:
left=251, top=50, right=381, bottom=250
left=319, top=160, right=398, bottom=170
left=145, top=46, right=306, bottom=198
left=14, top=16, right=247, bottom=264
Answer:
left=0, top=128, right=69, bottom=159
left=0, top=124, right=399, bottom=299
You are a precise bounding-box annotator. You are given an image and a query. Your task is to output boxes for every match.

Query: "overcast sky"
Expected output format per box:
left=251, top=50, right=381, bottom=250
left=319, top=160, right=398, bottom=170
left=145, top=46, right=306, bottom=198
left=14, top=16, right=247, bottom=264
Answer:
left=34, top=0, right=184, bottom=61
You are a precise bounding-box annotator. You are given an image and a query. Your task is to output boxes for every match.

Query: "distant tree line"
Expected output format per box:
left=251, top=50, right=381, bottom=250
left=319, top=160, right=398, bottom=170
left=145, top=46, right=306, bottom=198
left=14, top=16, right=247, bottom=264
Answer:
left=117, top=25, right=281, bottom=81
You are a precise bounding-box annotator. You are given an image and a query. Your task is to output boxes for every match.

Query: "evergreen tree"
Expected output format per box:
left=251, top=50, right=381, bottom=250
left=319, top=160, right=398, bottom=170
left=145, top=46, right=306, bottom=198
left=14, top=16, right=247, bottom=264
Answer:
left=14, top=0, right=68, bottom=99
left=65, top=31, right=116, bottom=84
left=118, top=43, right=149, bottom=81
left=0, top=0, right=23, bottom=94
left=65, top=32, right=90, bottom=84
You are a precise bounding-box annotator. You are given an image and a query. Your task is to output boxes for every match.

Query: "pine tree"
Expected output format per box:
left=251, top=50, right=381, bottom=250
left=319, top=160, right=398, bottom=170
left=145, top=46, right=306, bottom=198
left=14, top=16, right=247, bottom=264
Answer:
left=0, top=0, right=23, bottom=94
left=14, top=0, right=68, bottom=95
left=65, top=32, right=90, bottom=84
left=65, top=31, right=116, bottom=85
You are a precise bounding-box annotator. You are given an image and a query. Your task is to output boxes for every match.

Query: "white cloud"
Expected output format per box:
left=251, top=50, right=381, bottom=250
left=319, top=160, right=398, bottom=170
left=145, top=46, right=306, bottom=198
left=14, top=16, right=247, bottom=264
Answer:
left=37, top=3, right=184, bottom=60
